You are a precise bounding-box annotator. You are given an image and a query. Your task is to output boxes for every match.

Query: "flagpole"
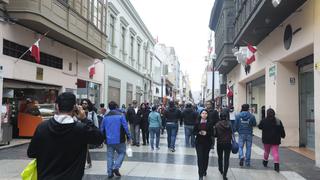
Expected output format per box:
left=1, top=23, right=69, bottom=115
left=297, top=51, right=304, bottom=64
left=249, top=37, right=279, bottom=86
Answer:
left=14, top=31, right=49, bottom=64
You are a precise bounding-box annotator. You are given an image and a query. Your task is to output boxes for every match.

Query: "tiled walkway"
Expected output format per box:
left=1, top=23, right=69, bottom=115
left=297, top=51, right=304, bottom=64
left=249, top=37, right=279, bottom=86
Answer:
left=0, top=127, right=317, bottom=180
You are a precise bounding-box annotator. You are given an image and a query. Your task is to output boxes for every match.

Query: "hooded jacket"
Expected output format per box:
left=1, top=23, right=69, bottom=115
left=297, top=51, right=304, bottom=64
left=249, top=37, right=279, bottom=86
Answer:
left=235, top=111, right=256, bottom=134
left=27, top=116, right=104, bottom=180
left=215, top=120, right=232, bottom=144
left=181, top=108, right=198, bottom=126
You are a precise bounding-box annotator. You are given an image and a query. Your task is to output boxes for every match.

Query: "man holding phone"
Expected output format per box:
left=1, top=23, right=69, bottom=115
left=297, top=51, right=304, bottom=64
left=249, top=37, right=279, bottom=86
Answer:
left=27, top=92, right=104, bottom=180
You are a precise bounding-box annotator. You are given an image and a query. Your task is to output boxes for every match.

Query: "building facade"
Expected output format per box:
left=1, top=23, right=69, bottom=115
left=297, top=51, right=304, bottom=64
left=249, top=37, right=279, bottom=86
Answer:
left=210, top=0, right=320, bottom=167
left=0, top=0, right=107, bottom=140
left=104, top=0, right=155, bottom=106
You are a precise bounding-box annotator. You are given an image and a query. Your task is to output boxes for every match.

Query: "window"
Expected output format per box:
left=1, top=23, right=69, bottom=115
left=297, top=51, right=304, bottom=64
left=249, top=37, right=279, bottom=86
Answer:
left=120, top=26, right=126, bottom=55
left=130, top=36, right=134, bottom=66
left=137, top=43, right=141, bottom=69
left=109, top=15, right=115, bottom=46
left=69, top=62, right=72, bottom=71
left=92, top=0, right=98, bottom=26
left=144, top=47, right=148, bottom=69
left=3, top=39, right=63, bottom=69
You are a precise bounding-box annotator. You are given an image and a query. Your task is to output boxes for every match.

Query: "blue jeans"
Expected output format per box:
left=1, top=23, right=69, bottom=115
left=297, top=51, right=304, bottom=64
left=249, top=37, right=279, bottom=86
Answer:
left=238, top=134, right=253, bottom=165
left=166, top=123, right=178, bottom=149
left=106, top=143, right=126, bottom=176
left=184, top=125, right=195, bottom=147
left=149, top=127, right=160, bottom=149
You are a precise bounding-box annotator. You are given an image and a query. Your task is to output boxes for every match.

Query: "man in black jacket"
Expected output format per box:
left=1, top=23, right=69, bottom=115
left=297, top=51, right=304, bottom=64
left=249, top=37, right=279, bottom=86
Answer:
left=126, top=100, right=140, bottom=146
left=27, top=92, right=104, bottom=180
left=164, top=101, right=182, bottom=152
left=181, top=103, right=198, bottom=147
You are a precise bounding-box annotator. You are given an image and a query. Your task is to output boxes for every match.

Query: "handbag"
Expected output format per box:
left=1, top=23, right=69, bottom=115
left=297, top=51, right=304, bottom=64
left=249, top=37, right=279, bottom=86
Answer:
left=21, top=159, right=37, bottom=180
left=230, top=123, right=239, bottom=154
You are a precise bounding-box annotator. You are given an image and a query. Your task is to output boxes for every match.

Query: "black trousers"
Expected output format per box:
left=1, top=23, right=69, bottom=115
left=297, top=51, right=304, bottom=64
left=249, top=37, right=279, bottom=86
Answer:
left=217, top=143, right=231, bottom=177
left=141, top=124, right=149, bottom=144
left=195, top=142, right=211, bottom=177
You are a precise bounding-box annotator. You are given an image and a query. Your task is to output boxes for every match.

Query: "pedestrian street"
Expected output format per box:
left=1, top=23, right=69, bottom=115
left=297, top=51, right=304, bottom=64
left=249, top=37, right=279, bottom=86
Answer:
left=0, top=126, right=315, bottom=180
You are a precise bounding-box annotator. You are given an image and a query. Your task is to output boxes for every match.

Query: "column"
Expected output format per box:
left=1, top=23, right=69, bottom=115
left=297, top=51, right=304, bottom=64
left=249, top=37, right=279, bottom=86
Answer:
left=314, top=0, right=320, bottom=167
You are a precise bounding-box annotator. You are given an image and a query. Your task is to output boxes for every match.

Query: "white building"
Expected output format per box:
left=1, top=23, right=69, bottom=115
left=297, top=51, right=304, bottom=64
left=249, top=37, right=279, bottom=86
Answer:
left=105, top=0, right=156, bottom=106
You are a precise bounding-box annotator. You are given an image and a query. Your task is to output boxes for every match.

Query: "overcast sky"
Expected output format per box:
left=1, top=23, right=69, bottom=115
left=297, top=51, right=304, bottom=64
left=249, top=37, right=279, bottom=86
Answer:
left=130, top=0, right=214, bottom=91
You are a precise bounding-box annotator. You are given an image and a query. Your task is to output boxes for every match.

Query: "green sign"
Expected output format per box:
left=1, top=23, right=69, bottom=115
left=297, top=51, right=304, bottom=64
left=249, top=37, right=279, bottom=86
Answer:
left=269, top=65, right=276, bottom=77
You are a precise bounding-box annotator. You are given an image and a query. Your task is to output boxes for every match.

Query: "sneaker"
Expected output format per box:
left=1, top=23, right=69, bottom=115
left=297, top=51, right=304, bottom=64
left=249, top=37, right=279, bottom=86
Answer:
left=156, top=147, right=160, bottom=150
left=151, top=147, right=154, bottom=151
left=245, top=163, right=250, bottom=167
left=113, top=169, right=121, bottom=177
left=171, top=148, right=175, bottom=152
left=108, top=174, right=114, bottom=179
left=85, top=163, right=92, bottom=169
left=203, top=171, right=207, bottom=176
left=239, top=158, right=244, bottom=167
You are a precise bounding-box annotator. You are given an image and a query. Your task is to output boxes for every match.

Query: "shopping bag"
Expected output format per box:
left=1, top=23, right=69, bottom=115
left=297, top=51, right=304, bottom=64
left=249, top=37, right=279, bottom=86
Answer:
left=21, top=159, right=37, bottom=180
left=231, top=136, right=239, bottom=154
left=126, top=145, right=133, bottom=157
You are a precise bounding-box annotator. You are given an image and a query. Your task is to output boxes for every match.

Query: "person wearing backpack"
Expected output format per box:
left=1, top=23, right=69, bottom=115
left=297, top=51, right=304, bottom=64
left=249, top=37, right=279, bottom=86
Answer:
left=215, top=109, right=232, bottom=180
left=235, top=104, right=256, bottom=167
left=258, top=108, right=285, bottom=172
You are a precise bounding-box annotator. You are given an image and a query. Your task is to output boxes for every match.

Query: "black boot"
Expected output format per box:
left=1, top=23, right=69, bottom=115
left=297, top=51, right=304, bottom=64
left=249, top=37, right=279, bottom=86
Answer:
left=263, top=160, right=268, bottom=167
left=274, top=163, right=279, bottom=172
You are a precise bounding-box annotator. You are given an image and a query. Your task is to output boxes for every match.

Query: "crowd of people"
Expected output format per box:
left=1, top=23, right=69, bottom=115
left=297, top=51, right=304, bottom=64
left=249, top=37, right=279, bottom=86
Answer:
left=26, top=92, right=286, bottom=180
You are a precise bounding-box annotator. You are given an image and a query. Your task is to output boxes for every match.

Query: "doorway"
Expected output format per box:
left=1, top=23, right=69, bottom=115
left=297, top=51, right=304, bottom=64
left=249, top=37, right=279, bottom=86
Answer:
left=299, top=62, right=315, bottom=150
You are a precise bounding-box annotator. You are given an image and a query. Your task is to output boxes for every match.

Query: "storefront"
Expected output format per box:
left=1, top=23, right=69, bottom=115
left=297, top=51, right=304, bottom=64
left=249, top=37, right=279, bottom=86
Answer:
left=246, top=76, right=265, bottom=122
left=2, top=79, right=60, bottom=138
left=77, top=79, right=101, bottom=107
left=298, top=55, right=315, bottom=150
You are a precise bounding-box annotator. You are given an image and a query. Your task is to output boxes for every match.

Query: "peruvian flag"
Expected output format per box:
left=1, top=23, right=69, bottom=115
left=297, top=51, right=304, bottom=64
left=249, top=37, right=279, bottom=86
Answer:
left=29, top=40, right=40, bottom=63
left=28, top=31, right=49, bottom=64
left=246, top=43, right=257, bottom=65
left=227, top=86, right=233, bottom=97
left=88, top=60, right=99, bottom=78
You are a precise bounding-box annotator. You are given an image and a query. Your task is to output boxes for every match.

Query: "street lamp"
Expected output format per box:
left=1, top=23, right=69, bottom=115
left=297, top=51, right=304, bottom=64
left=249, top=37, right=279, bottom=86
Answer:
left=211, top=55, right=216, bottom=107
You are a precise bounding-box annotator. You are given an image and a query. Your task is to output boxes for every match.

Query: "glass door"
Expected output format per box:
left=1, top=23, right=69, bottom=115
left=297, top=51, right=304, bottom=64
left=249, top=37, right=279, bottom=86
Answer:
left=299, top=64, right=315, bottom=150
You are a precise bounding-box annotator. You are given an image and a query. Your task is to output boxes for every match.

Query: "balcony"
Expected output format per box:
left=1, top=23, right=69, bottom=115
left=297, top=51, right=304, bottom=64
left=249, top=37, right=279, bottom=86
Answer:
left=6, top=0, right=108, bottom=59
left=209, top=0, right=237, bottom=75
left=233, top=0, right=306, bottom=46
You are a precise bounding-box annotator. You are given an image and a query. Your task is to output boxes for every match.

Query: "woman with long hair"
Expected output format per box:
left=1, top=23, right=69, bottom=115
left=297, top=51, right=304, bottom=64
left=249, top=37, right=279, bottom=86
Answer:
left=193, top=109, right=214, bottom=180
left=215, top=109, right=232, bottom=180
left=258, top=108, right=286, bottom=172
left=137, top=103, right=150, bottom=145
left=80, top=99, right=99, bottom=169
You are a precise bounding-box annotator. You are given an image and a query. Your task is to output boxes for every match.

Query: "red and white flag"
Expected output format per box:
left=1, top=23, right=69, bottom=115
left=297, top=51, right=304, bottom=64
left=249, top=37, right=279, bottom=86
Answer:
left=88, top=60, right=100, bottom=77
left=246, top=43, right=257, bottom=65
left=30, top=40, right=40, bottom=63
left=227, top=86, right=233, bottom=97
left=28, top=31, right=49, bottom=64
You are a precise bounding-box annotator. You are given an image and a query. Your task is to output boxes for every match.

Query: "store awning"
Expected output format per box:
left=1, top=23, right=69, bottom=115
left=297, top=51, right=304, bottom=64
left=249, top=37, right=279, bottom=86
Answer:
left=3, top=79, right=61, bottom=90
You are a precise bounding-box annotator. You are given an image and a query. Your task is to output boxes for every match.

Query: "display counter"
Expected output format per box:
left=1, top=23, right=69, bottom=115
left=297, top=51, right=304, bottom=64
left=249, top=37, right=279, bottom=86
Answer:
left=18, top=104, right=54, bottom=137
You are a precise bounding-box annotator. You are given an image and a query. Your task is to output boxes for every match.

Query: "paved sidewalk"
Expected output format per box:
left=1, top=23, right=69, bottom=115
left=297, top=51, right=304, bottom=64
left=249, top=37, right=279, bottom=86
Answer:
left=0, top=139, right=30, bottom=150
left=0, top=127, right=320, bottom=179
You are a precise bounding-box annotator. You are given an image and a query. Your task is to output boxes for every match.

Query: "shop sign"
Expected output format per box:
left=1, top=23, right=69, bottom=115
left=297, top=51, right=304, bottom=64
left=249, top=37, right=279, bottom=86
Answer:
left=36, top=67, right=43, bottom=80
left=269, top=65, right=276, bottom=77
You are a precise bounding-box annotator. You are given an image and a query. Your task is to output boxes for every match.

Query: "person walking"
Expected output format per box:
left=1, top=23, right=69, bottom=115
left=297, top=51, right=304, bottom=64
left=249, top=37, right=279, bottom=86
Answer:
left=215, top=109, right=232, bottom=180
left=101, top=101, right=132, bottom=179
left=164, top=101, right=182, bottom=152
left=126, top=100, right=141, bottom=146
left=181, top=103, right=198, bottom=147
left=205, top=100, right=219, bottom=149
left=81, top=99, right=99, bottom=168
left=148, top=106, right=162, bottom=150
left=258, top=108, right=286, bottom=172
left=158, top=104, right=166, bottom=135
left=193, top=109, right=214, bottom=180
left=27, top=92, right=104, bottom=180
left=138, top=103, right=150, bottom=145
left=229, top=106, right=236, bottom=131
left=235, top=104, right=256, bottom=167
